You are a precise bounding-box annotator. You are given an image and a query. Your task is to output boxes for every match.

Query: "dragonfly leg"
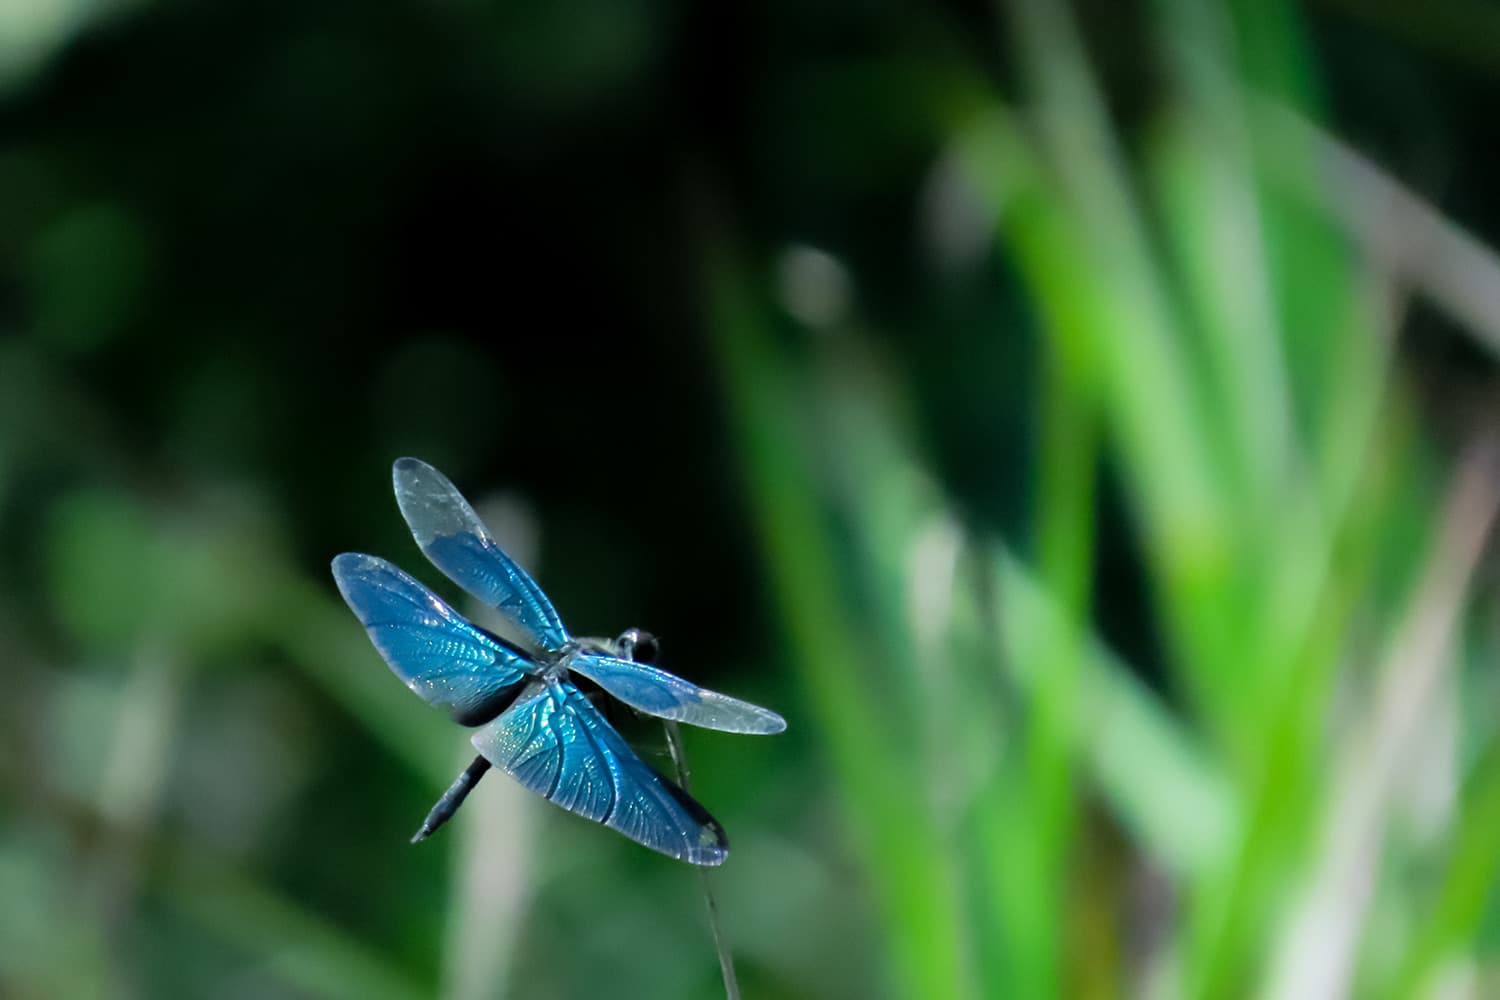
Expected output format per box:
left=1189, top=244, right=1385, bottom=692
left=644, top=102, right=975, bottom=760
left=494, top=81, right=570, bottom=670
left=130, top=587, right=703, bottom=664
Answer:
left=411, top=754, right=492, bottom=843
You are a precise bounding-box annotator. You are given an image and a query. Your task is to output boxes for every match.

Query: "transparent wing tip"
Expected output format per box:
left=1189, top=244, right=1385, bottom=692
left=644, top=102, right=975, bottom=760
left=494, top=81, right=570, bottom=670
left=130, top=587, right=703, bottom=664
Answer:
left=330, top=551, right=378, bottom=589
left=391, top=456, right=442, bottom=498
left=391, top=457, right=476, bottom=547
left=331, top=550, right=374, bottom=569
left=392, top=456, right=433, bottom=477
left=701, top=695, right=787, bottom=735
left=687, top=845, right=728, bottom=866
left=660, top=783, right=730, bottom=865
left=754, top=709, right=788, bottom=735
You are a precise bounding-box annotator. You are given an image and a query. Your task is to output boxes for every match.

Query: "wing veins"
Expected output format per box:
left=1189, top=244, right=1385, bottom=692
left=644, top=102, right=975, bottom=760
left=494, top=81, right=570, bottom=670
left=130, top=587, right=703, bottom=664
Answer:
left=392, top=458, right=570, bottom=652
left=570, top=690, right=688, bottom=834
left=471, top=682, right=727, bottom=863
left=566, top=693, right=620, bottom=825
left=508, top=701, right=552, bottom=775
left=543, top=702, right=568, bottom=800
left=332, top=553, right=536, bottom=720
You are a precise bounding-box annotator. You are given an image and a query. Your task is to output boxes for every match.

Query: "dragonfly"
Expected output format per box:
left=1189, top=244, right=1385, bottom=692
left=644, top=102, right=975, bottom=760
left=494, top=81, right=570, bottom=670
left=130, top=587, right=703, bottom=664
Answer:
left=330, top=458, right=785, bottom=865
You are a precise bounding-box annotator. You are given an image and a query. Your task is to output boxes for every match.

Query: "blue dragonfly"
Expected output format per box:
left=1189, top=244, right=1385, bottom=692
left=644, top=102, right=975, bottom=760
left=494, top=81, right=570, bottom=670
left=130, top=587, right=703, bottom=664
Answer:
left=331, top=458, right=785, bottom=865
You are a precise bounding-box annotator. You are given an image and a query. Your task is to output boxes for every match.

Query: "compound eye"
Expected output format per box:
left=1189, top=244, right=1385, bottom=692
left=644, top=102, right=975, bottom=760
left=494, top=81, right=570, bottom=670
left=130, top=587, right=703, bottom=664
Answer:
left=615, top=627, right=659, bottom=664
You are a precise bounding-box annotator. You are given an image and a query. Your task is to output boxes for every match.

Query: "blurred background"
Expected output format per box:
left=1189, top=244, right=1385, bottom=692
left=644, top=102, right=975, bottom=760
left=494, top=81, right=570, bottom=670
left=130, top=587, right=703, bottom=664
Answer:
left=5, top=1, right=1500, bottom=998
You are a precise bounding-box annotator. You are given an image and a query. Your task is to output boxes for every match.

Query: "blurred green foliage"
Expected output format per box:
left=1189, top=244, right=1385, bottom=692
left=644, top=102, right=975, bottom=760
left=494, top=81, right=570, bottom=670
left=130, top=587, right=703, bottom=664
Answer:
left=5, top=1, right=1500, bottom=998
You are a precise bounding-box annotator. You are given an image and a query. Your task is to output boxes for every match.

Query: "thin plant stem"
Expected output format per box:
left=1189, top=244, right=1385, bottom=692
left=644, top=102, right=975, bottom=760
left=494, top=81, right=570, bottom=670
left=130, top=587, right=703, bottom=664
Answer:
left=662, top=718, right=740, bottom=1000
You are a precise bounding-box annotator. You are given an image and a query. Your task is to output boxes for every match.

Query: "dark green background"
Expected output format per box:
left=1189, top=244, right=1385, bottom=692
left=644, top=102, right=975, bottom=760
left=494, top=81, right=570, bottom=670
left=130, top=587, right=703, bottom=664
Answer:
left=4, top=2, right=1500, bottom=998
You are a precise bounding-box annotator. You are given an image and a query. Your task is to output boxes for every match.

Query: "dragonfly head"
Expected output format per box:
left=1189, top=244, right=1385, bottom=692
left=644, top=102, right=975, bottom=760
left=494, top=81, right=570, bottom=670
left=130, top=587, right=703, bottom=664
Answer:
left=613, top=627, right=659, bottom=665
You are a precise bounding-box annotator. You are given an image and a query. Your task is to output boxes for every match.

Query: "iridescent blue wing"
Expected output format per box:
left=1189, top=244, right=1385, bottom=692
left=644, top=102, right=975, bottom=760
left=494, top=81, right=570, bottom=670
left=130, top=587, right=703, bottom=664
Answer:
left=471, top=680, right=729, bottom=865
left=331, top=552, right=537, bottom=725
left=567, top=653, right=786, bottom=735
left=391, top=458, right=570, bottom=654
